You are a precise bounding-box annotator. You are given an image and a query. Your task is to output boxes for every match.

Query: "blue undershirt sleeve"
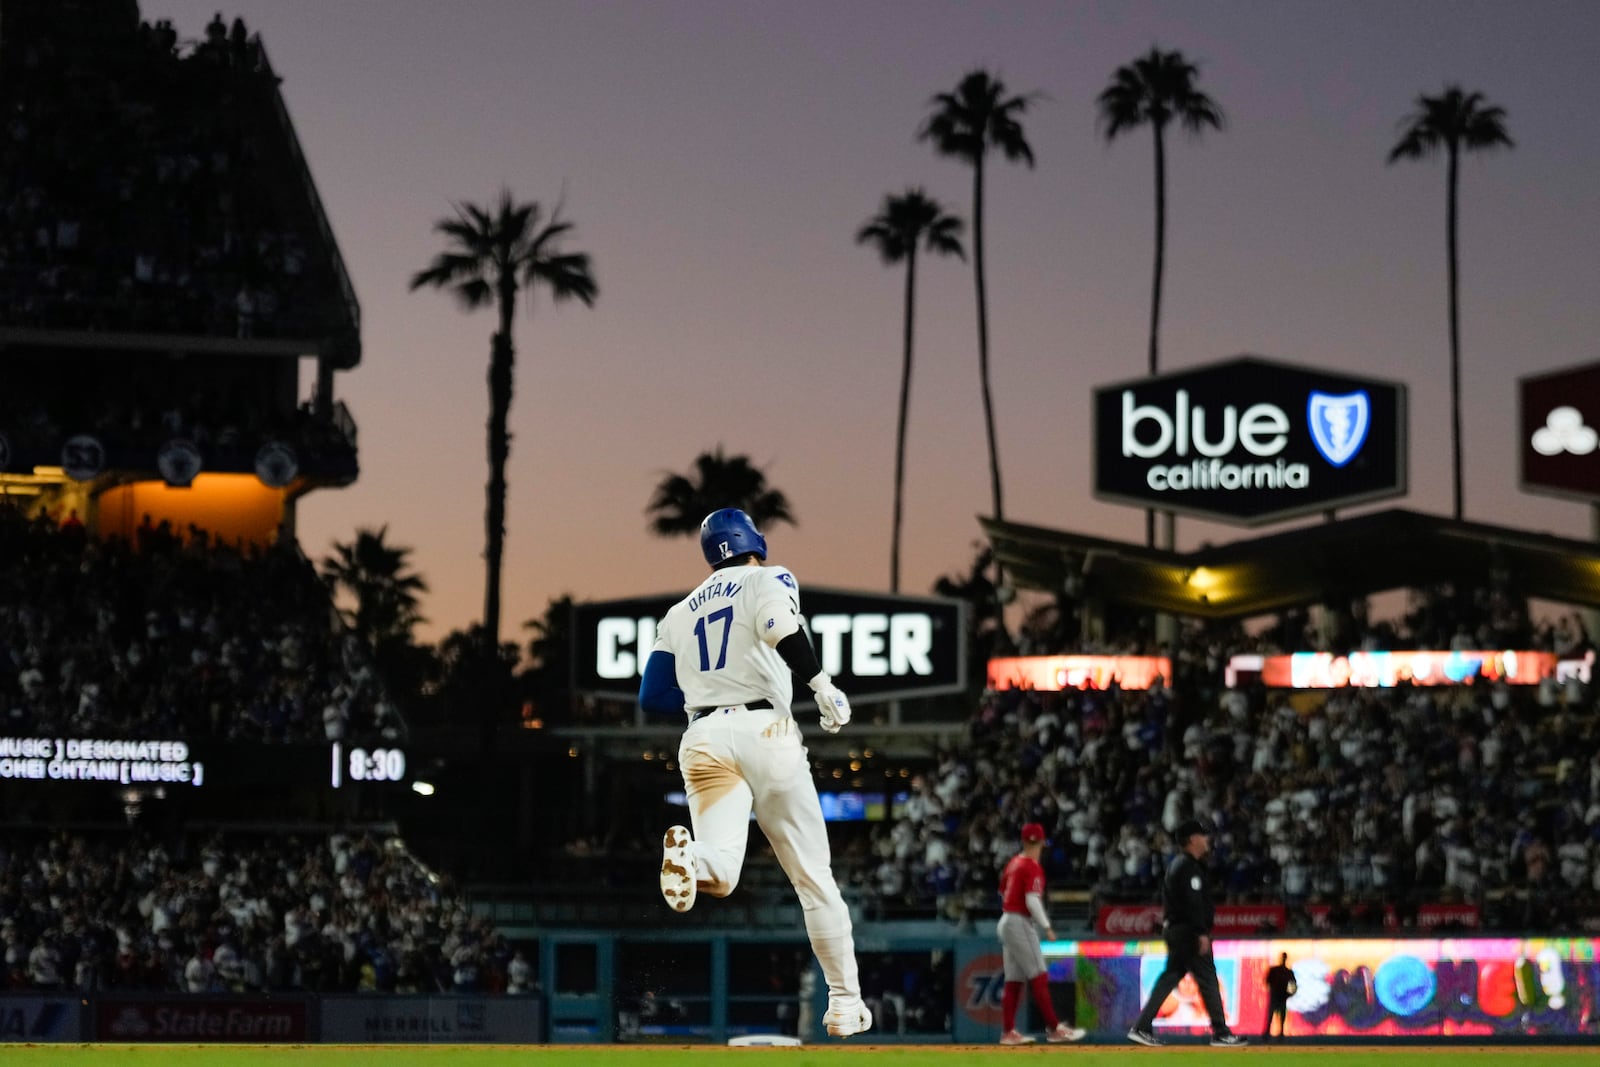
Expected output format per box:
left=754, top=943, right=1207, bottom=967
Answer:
left=639, top=650, right=686, bottom=716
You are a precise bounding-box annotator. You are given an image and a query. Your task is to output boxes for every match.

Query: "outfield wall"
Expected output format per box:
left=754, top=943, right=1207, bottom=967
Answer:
left=4, top=935, right=1596, bottom=1044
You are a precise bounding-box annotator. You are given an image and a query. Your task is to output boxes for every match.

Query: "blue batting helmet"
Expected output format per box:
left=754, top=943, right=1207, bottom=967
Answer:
left=700, top=508, right=767, bottom=566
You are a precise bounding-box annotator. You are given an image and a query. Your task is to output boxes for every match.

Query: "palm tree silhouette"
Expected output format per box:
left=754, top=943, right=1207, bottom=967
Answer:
left=1388, top=86, right=1512, bottom=522
left=856, top=188, right=965, bottom=592
left=647, top=447, right=796, bottom=538
left=920, top=70, right=1037, bottom=524
left=1098, top=47, right=1223, bottom=548
left=410, top=189, right=596, bottom=647
left=321, top=525, right=429, bottom=648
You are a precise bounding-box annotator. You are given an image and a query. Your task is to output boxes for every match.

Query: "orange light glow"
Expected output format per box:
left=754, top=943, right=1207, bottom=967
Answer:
left=97, top=475, right=288, bottom=549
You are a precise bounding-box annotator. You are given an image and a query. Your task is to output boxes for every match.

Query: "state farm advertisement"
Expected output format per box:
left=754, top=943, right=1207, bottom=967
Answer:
left=1521, top=360, right=1600, bottom=502
left=95, top=998, right=308, bottom=1041
left=1097, top=904, right=1286, bottom=936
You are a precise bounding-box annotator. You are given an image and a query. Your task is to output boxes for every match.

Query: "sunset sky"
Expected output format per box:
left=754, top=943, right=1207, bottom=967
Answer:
left=154, top=0, right=1600, bottom=644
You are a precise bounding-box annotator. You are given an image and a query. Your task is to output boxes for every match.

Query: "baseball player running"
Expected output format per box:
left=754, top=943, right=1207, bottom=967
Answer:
left=638, top=508, right=871, bottom=1039
left=996, top=822, right=1087, bottom=1045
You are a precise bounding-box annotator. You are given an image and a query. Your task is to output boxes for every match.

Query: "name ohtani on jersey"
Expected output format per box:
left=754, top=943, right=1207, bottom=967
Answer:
left=685, top=579, right=741, bottom=613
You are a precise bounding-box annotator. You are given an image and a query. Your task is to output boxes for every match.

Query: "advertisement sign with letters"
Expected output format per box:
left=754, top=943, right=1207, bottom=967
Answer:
left=573, top=588, right=965, bottom=702
left=1096, top=905, right=1286, bottom=936
left=1092, top=355, right=1406, bottom=526
left=95, top=997, right=308, bottom=1041
left=320, top=996, right=542, bottom=1044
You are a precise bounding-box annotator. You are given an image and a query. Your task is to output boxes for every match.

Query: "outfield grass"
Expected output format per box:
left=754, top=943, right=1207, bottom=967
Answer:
left=2, top=1046, right=1597, bottom=1067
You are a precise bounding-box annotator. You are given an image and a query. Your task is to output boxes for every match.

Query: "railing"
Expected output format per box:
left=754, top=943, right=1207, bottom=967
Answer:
left=253, top=41, right=362, bottom=360
left=331, top=400, right=359, bottom=449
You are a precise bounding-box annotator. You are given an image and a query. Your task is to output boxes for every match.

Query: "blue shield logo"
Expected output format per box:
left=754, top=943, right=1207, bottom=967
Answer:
left=1307, top=391, right=1370, bottom=467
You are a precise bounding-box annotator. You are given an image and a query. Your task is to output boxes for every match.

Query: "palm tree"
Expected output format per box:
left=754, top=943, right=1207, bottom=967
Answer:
left=856, top=189, right=965, bottom=592
left=522, top=594, right=574, bottom=719
left=919, top=70, right=1037, bottom=523
left=1097, top=48, right=1224, bottom=548
left=320, top=526, right=429, bottom=648
left=647, top=447, right=796, bottom=537
left=410, top=189, right=597, bottom=647
left=1388, top=86, right=1512, bottom=522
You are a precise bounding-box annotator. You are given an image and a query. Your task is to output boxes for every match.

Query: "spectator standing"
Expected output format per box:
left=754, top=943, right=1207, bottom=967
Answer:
left=183, top=944, right=216, bottom=993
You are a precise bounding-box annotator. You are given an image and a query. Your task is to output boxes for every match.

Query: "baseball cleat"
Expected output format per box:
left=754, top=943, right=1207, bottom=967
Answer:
left=998, top=1029, right=1036, bottom=1045
left=1211, top=1033, right=1248, bottom=1047
left=1047, top=1022, right=1087, bottom=1043
left=659, top=825, right=696, bottom=913
left=822, top=997, right=872, bottom=1038
left=1128, top=1028, right=1162, bottom=1046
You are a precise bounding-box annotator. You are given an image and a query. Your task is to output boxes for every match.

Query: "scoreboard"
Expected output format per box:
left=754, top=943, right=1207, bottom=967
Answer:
left=0, top=735, right=414, bottom=792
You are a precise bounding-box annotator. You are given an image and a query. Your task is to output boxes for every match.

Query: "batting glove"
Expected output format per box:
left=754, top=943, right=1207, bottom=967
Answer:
left=808, top=672, right=852, bottom=734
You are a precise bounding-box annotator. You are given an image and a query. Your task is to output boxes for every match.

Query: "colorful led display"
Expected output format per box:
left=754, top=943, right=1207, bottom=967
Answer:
left=1258, top=650, right=1557, bottom=689
left=986, top=655, right=1173, bottom=692
left=1047, top=937, right=1600, bottom=1036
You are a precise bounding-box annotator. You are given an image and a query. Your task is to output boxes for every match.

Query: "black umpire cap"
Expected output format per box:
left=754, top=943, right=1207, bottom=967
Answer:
left=1174, top=816, right=1215, bottom=840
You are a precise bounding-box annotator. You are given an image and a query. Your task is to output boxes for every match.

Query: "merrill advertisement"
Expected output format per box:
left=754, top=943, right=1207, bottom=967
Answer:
left=320, top=995, right=542, bottom=1044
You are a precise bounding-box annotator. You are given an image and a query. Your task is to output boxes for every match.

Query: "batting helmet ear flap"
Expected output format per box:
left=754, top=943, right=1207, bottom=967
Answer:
left=699, top=508, right=768, bottom=566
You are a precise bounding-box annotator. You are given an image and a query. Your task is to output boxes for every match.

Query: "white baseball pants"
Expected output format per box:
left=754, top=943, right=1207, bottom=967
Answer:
left=678, top=706, right=860, bottom=1001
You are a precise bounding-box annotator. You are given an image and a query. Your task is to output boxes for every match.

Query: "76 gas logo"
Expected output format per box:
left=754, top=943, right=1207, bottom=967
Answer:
left=958, top=954, right=1005, bottom=1026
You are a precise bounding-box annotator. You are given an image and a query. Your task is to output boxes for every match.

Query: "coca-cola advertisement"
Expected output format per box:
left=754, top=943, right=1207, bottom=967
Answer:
left=95, top=998, right=308, bottom=1042
left=1096, top=904, right=1286, bottom=935
left=1096, top=904, right=1164, bottom=936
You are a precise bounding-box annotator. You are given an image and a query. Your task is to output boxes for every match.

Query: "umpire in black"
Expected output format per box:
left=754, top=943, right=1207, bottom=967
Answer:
left=1128, top=818, right=1246, bottom=1047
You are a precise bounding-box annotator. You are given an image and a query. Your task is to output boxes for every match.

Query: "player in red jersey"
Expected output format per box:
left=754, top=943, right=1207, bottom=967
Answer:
left=996, top=822, right=1086, bottom=1045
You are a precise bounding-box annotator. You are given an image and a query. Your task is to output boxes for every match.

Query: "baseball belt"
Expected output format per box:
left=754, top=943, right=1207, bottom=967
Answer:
left=688, top=699, right=773, bottom=722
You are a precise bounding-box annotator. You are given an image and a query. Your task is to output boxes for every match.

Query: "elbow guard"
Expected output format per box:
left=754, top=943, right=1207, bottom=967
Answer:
left=774, top=630, right=822, bottom=682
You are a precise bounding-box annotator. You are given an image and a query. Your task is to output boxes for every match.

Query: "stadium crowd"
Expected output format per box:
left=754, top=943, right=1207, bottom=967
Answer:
left=0, top=6, right=330, bottom=339
left=0, top=508, right=401, bottom=743
left=857, top=603, right=1600, bottom=933
left=0, top=829, right=531, bottom=995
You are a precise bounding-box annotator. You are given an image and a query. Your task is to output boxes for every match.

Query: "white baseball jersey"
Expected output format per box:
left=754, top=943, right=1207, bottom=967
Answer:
left=651, top=562, right=800, bottom=718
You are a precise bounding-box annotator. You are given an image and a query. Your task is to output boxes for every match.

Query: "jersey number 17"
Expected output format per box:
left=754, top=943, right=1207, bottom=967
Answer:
left=693, top=607, right=734, bottom=671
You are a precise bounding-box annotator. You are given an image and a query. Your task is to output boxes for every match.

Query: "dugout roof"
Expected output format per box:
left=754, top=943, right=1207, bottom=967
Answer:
left=980, top=508, right=1600, bottom=618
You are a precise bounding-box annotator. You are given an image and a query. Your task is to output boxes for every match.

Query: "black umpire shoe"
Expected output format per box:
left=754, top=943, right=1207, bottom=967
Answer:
left=1211, top=1033, right=1249, bottom=1047
left=1127, top=1028, right=1163, bottom=1046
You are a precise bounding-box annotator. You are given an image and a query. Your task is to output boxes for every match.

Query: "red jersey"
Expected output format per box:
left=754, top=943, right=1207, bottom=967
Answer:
left=1000, top=853, right=1045, bottom=915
